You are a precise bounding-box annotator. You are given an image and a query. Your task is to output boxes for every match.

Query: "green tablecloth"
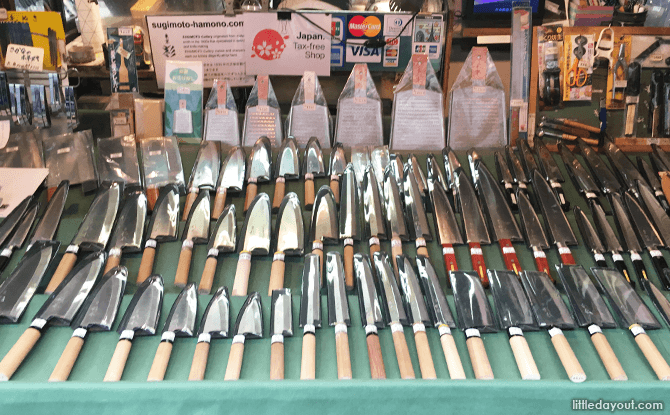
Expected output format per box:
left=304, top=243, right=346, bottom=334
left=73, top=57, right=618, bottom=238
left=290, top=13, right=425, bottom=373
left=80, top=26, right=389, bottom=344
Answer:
left=1, top=146, right=669, bottom=414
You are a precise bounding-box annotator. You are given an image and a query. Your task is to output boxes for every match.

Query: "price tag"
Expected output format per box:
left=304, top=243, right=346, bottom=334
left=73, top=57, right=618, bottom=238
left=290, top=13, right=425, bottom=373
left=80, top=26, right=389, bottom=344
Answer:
left=118, top=27, right=133, bottom=37
left=5, top=44, right=44, bottom=71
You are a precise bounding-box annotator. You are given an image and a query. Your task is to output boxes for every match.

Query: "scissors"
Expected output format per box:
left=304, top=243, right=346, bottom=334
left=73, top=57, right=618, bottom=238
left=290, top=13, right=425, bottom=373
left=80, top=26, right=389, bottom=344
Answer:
left=567, top=35, right=588, bottom=88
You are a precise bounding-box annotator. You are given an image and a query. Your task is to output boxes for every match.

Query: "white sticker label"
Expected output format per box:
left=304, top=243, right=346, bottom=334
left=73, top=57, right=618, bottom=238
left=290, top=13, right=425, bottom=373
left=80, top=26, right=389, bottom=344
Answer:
left=502, top=246, right=515, bottom=254
left=72, top=328, right=87, bottom=338
left=558, top=247, right=571, bottom=255
left=161, top=331, right=175, bottom=342
left=391, top=323, right=404, bottom=333
left=149, top=150, right=162, bottom=156
left=273, top=252, right=285, bottom=262
left=465, top=328, right=481, bottom=338
left=612, top=254, right=623, bottom=262
left=443, top=246, right=455, bottom=255
left=120, top=329, right=135, bottom=341
left=118, top=27, right=133, bottom=36
left=548, top=327, right=563, bottom=338
left=335, top=323, right=348, bottom=334
left=5, top=44, right=44, bottom=71
left=232, top=334, right=246, bottom=344
left=587, top=325, right=602, bottom=335
left=650, top=250, right=663, bottom=258
left=271, top=334, right=284, bottom=344
left=109, top=152, right=123, bottom=159
left=438, top=325, right=451, bottom=336
left=57, top=147, right=71, bottom=154
left=470, top=247, right=483, bottom=256
left=594, top=253, right=606, bottom=263
left=198, top=333, right=212, bottom=343
left=631, top=252, right=643, bottom=261
left=533, top=250, right=546, bottom=259
left=413, top=323, right=426, bottom=333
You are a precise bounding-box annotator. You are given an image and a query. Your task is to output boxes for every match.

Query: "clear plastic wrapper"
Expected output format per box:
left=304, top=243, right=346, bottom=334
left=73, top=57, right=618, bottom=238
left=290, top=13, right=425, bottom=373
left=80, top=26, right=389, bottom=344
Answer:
left=449, top=270, right=497, bottom=332
left=391, top=55, right=444, bottom=151
left=242, top=75, right=282, bottom=147
left=555, top=264, right=616, bottom=329
left=370, top=145, right=389, bottom=186
left=335, top=64, right=383, bottom=148
left=287, top=71, right=331, bottom=149
left=140, top=136, right=185, bottom=193
left=43, top=130, right=98, bottom=192
left=204, top=79, right=240, bottom=146
left=519, top=271, right=575, bottom=330
left=96, top=134, right=142, bottom=190
left=448, top=47, right=506, bottom=149
left=488, top=270, right=537, bottom=331
left=0, top=129, right=44, bottom=168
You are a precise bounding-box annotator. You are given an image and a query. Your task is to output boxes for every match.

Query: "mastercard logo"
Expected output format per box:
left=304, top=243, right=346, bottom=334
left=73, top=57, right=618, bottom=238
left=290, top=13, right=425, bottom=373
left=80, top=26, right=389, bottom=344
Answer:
left=348, top=16, right=381, bottom=37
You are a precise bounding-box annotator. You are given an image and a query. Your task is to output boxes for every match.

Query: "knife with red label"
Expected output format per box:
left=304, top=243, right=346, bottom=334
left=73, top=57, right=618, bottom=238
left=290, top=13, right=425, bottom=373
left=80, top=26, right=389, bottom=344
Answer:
left=428, top=173, right=462, bottom=274
left=456, top=171, right=491, bottom=287
left=516, top=190, right=552, bottom=280
left=588, top=199, right=632, bottom=285
left=535, top=138, right=569, bottom=211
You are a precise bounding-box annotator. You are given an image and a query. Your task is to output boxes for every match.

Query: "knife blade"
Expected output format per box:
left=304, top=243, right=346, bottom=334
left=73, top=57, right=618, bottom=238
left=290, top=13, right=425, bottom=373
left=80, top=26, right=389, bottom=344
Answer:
left=103, top=191, right=147, bottom=274
left=403, top=164, right=432, bottom=258
left=408, top=154, right=428, bottom=207
left=0, top=202, right=38, bottom=274
left=213, top=146, right=245, bottom=220
left=329, top=143, right=346, bottom=205
left=641, top=277, right=670, bottom=327
left=224, top=291, right=263, bottom=381
left=353, top=254, right=386, bottom=379
left=147, top=283, right=198, bottom=381
left=371, top=146, right=390, bottom=188
left=268, top=192, right=304, bottom=295
left=574, top=206, right=608, bottom=267
left=494, top=151, right=517, bottom=210
left=443, top=147, right=462, bottom=212
left=449, top=270, right=496, bottom=380
left=383, top=165, right=409, bottom=278
left=340, top=163, right=361, bottom=291
left=46, top=182, right=121, bottom=294
left=304, top=137, right=325, bottom=210
left=140, top=136, right=185, bottom=210
left=299, top=254, right=321, bottom=380
left=309, top=186, right=338, bottom=284
left=517, top=139, right=539, bottom=181
left=609, top=192, right=648, bottom=286
left=104, top=274, right=164, bottom=382
left=426, top=153, right=448, bottom=195
left=183, top=141, right=220, bottom=221
left=637, top=180, right=670, bottom=248
left=244, top=136, right=272, bottom=212
left=362, top=166, right=387, bottom=259
left=506, top=145, right=529, bottom=196
left=416, top=255, right=465, bottom=380
left=603, top=140, right=644, bottom=199
left=588, top=200, right=630, bottom=282
left=457, top=170, right=491, bottom=286
left=389, top=153, right=404, bottom=186
left=137, top=185, right=180, bottom=284
left=0, top=251, right=104, bottom=380
left=575, top=138, right=621, bottom=195
left=269, top=288, right=292, bottom=380
left=466, top=148, right=482, bottom=189
left=198, top=204, right=236, bottom=294
left=555, top=264, right=626, bottom=381
left=273, top=138, right=300, bottom=212
left=637, top=157, right=670, bottom=213
left=428, top=173, right=463, bottom=274
left=233, top=192, right=271, bottom=296
left=652, top=144, right=670, bottom=171
left=558, top=143, right=600, bottom=203
left=516, top=190, right=552, bottom=279
left=0, top=195, right=32, bottom=248
left=49, top=265, right=128, bottom=382
left=488, top=269, right=540, bottom=380
left=519, top=270, right=585, bottom=383
left=189, top=286, right=230, bottom=381
left=326, top=251, right=352, bottom=379
left=397, top=255, right=436, bottom=379
left=28, top=180, right=68, bottom=246
left=351, top=146, right=371, bottom=188
left=535, top=138, right=569, bottom=211
left=477, top=160, right=524, bottom=274
left=173, top=191, right=210, bottom=288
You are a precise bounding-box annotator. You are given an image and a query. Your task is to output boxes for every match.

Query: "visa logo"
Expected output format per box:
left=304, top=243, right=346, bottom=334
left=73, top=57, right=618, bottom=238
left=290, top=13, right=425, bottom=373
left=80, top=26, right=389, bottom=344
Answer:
left=346, top=45, right=381, bottom=63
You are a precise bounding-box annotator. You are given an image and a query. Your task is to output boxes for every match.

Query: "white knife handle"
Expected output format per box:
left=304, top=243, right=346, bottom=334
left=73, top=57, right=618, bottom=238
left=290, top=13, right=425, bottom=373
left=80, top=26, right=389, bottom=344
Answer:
left=232, top=251, right=252, bottom=296
left=188, top=341, right=211, bottom=381
left=45, top=252, right=78, bottom=294
left=438, top=326, right=466, bottom=380
left=147, top=341, right=173, bottom=381
left=508, top=328, right=540, bottom=380
left=0, top=327, right=42, bottom=381
left=104, top=339, right=133, bottom=382
left=49, top=333, right=86, bottom=382
left=548, top=328, right=586, bottom=383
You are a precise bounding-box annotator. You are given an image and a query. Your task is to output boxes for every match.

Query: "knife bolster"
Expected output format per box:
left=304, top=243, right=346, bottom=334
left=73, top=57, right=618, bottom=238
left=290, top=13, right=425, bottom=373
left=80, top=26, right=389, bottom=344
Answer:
left=300, top=331, right=316, bottom=380
left=465, top=328, right=494, bottom=380
left=630, top=324, right=670, bottom=381
left=548, top=327, right=586, bottom=383
left=588, top=326, right=627, bottom=381
left=507, top=327, right=540, bottom=381
left=414, top=323, right=437, bottom=380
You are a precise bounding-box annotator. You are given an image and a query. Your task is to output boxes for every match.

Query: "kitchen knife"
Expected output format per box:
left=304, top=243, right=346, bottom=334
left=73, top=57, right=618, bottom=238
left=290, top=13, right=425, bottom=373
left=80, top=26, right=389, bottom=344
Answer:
left=535, top=138, right=569, bottom=210
left=182, top=141, right=220, bottom=221
left=273, top=137, right=300, bottom=212
left=212, top=146, right=245, bottom=220
left=371, top=146, right=390, bottom=188
left=329, top=143, right=346, bottom=205
left=233, top=193, right=271, bottom=296
left=25, top=181, right=68, bottom=249
left=591, top=267, right=670, bottom=380
left=610, top=192, right=647, bottom=286
left=304, top=137, right=325, bottom=210
left=140, top=136, right=184, bottom=210
left=389, top=153, right=404, bottom=186
left=519, top=270, right=585, bottom=382
left=136, top=185, right=179, bottom=284
left=0, top=251, right=105, bottom=381
left=603, top=140, right=644, bottom=199
left=351, top=146, right=371, bottom=189
left=173, top=191, right=210, bottom=287
left=0, top=195, right=32, bottom=249
left=383, top=165, right=409, bottom=278
left=637, top=157, right=670, bottom=213
left=339, top=163, right=361, bottom=291
left=466, top=148, right=482, bottom=189
left=49, top=266, right=127, bottom=382
left=403, top=164, right=432, bottom=259
left=517, top=139, right=539, bottom=181
left=244, top=136, right=272, bottom=212
left=506, top=145, right=529, bottom=197
left=652, top=144, right=670, bottom=172
left=45, top=182, right=121, bottom=294
left=353, top=254, right=386, bottom=379
left=188, top=286, right=229, bottom=381
left=362, top=166, right=387, bottom=259
left=651, top=151, right=670, bottom=197
left=104, top=274, right=163, bottom=382
left=476, top=161, right=524, bottom=274
left=0, top=202, right=38, bottom=274
left=103, top=191, right=147, bottom=274
left=416, top=256, right=466, bottom=380
left=589, top=199, right=631, bottom=285
left=198, top=204, right=236, bottom=294
left=268, top=193, right=304, bottom=294
left=641, top=276, right=670, bottom=327
left=637, top=180, right=670, bottom=248
left=533, top=171, right=578, bottom=265
left=555, top=264, right=627, bottom=381
left=426, top=153, right=448, bottom=196
left=147, top=283, right=198, bottom=381
left=327, top=251, right=352, bottom=379
left=457, top=170, right=491, bottom=286
left=299, top=254, right=321, bottom=380
left=372, top=252, right=414, bottom=379
left=443, top=147, right=462, bottom=212
left=516, top=190, right=552, bottom=279
left=408, top=154, right=428, bottom=207
left=397, top=255, right=436, bottom=379
left=558, top=143, right=600, bottom=204
left=575, top=137, right=621, bottom=195
left=427, top=173, right=463, bottom=274
left=450, top=270, right=496, bottom=380
left=494, top=151, right=517, bottom=210
left=488, top=269, right=540, bottom=380
left=309, top=186, right=338, bottom=284
left=269, top=288, right=292, bottom=380
left=574, top=206, right=608, bottom=267
left=649, top=71, right=664, bottom=137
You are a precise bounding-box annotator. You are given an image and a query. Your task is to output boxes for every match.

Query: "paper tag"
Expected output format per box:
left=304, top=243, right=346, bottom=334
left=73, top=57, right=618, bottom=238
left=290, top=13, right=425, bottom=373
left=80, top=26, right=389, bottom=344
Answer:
left=369, top=237, right=380, bottom=247
left=271, top=334, right=284, bottom=344
left=312, top=241, right=323, bottom=251
left=629, top=324, right=645, bottom=337
left=631, top=252, right=642, bottom=261
left=208, top=248, right=220, bottom=258
left=217, top=81, right=227, bottom=107
left=412, top=89, right=426, bottom=96
left=390, top=323, right=404, bottom=333
left=215, top=108, right=229, bottom=116
left=335, top=323, right=348, bottom=334
left=508, top=327, right=523, bottom=337
left=354, top=64, right=366, bottom=91
left=4, top=146, right=18, bottom=152
left=57, top=147, right=71, bottom=154
left=5, top=44, right=44, bottom=71
left=650, top=250, right=663, bottom=258
left=470, top=247, right=483, bottom=256
left=413, top=323, right=426, bottom=333
left=257, top=75, right=269, bottom=104
left=240, top=252, right=252, bottom=261
left=118, top=27, right=133, bottom=36
left=72, top=328, right=87, bottom=338
left=443, top=246, right=455, bottom=255
left=303, top=324, right=316, bottom=334
left=0, top=120, right=9, bottom=149
left=177, top=86, right=190, bottom=95
left=510, top=99, right=525, bottom=107
left=502, top=246, right=515, bottom=254
left=30, top=318, right=47, bottom=330
left=471, top=47, right=487, bottom=81
left=66, top=244, right=79, bottom=254
left=109, top=152, right=123, bottom=159
left=161, top=331, right=175, bottom=342
left=303, top=71, right=315, bottom=105
left=412, top=54, right=427, bottom=89
left=232, top=334, right=246, bottom=344
left=273, top=252, right=285, bottom=262
left=182, top=239, right=194, bottom=249
left=438, top=325, right=451, bottom=336
left=353, top=96, right=367, bottom=104
left=548, top=327, right=563, bottom=338
left=612, top=253, right=623, bottom=262
left=465, top=328, right=481, bottom=338
left=558, top=246, right=571, bottom=255
left=587, top=324, right=602, bottom=335
left=533, top=250, right=546, bottom=259
left=255, top=105, right=269, bottom=113
left=365, top=324, right=378, bottom=335
left=145, top=239, right=157, bottom=249
left=473, top=86, right=486, bottom=94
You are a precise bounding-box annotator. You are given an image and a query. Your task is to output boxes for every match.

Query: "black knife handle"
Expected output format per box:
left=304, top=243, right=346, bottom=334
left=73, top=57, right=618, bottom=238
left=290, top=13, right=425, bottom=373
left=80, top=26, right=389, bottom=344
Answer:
left=595, top=256, right=608, bottom=268
left=553, top=185, right=570, bottom=211
left=0, top=251, right=11, bottom=274
left=632, top=258, right=649, bottom=284
left=658, top=194, right=670, bottom=214
left=650, top=251, right=670, bottom=290
left=613, top=259, right=634, bottom=288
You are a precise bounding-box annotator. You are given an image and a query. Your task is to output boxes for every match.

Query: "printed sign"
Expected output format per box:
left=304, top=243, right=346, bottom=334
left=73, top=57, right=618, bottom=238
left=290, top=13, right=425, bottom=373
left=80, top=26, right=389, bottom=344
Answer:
left=5, top=44, right=44, bottom=71
left=412, top=17, right=443, bottom=59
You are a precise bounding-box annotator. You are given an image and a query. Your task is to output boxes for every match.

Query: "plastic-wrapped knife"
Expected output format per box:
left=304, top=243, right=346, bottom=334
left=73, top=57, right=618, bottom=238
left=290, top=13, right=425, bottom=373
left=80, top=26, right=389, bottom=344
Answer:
left=362, top=166, right=386, bottom=258
left=637, top=157, right=670, bottom=213
left=558, top=143, right=600, bottom=204
left=535, top=138, right=569, bottom=211
left=103, top=191, right=147, bottom=274
left=304, top=137, right=325, bottom=210
left=173, top=191, right=210, bottom=287
left=23, top=181, right=68, bottom=251
left=443, top=147, right=462, bottom=212
left=516, top=190, right=552, bottom=280
left=426, top=153, right=448, bottom=198
left=609, top=192, right=647, bottom=286
left=0, top=195, right=32, bottom=249
left=299, top=254, right=321, bottom=379
left=328, top=143, right=346, bottom=205
left=389, top=153, right=404, bottom=186
left=339, top=163, right=361, bottom=290
left=603, top=140, right=644, bottom=199
left=233, top=193, right=270, bottom=296
left=494, top=150, right=517, bottom=210
left=428, top=172, right=463, bottom=274
left=268, top=193, right=303, bottom=294
left=408, top=154, right=428, bottom=208
left=308, top=186, right=338, bottom=283
left=457, top=170, right=491, bottom=286
left=273, top=138, right=300, bottom=212
left=506, top=145, right=529, bottom=198
left=198, top=204, right=236, bottom=294
left=383, top=165, right=409, bottom=277
left=244, top=136, right=272, bottom=212
left=555, top=264, right=627, bottom=381
left=589, top=199, right=632, bottom=285
left=574, top=206, right=608, bottom=268
left=212, top=146, right=245, bottom=220
left=403, top=164, right=432, bottom=258
left=351, top=146, right=371, bottom=191
left=371, top=146, right=390, bottom=188
left=269, top=288, right=292, bottom=380
left=517, top=139, right=539, bottom=181
left=353, top=254, right=385, bottom=379
left=188, top=286, right=229, bottom=380
left=637, top=180, right=670, bottom=249
left=224, top=292, right=263, bottom=380
left=575, top=137, right=622, bottom=196
left=0, top=202, right=39, bottom=274
left=327, top=252, right=352, bottom=379
left=182, top=141, right=219, bottom=221
left=104, top=274, right=163, bottom=382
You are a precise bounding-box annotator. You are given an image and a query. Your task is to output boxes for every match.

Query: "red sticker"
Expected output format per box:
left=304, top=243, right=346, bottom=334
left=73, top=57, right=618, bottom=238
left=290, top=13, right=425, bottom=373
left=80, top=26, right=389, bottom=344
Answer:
left=412, top=54, right=428, bottom=88
left=354, top=64, right=366, bottom=91
left=257, top=75, right=268, bottom=102
left=471, top=47, right=488, bottom=81
left=217, top=81, right=226, bottom=107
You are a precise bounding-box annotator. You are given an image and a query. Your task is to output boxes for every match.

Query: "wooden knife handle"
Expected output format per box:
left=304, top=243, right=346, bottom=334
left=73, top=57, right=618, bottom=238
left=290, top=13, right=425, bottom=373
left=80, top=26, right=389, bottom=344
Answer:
left=104, top=254, right=122, bottom=275
left=561, top=118, right=602, bottom=134
left=147, top=341, right=173, bottom=381
left=589, top=329, right=627, bottom=381
left=468, top=243, right=488, bottom=288
left=272, top=179, right=285, bottom=212
left=414, top=326, right=437, bottom=379
left=104, top=339, right=133, bottom=382
left=49, top=335, right=85, bottom=382
left=631, top=325, right=670, bottom=381
left=224, top=340, right=246, bottom=381
left=212, top=188, right=227, bottom=220
left=267, top=253, right=285, bottom=295
left=499, top=239, right=522, bottom=275
left=391, top=237, right=403, bottom=284
left=146, top=187, right=160, bottom=211
left=548, top=328, right=586, bottom=383
left=270, top=340, right=285, bottom=380
left=198, top=256, right=219, bottom=295
left=369, top=241, right=381, bottom=257
left=508, top=330, right=540, bottom=380
left=558, top=245, right=576, bottom=265
left=343, top=241, right=354, bottom=291
left=0, top=327, right=42, bottom=381
left=330, top=178, right=340, bottom=205
left=465, top=333, right=494, bottom=380
left=244, top=182, right=258, bottom=212
left=137, top=245, right=156, bottom=284
left=188, top=341, right=211, bottom=381
left=305, top=178, right=315, bottom=210
left=366, top=332, right=386, bottom=379
left=391, top=326, right=415, bottom=379
left=232, top=251, right=252, bottom=296
left=300, top=332, right=316, bottom=380
left=335, top=326, right=352, bottom=380
left=439, top=329, right=466, bottom=380
left=416, top=238, right=428, bottom=257
left=442, top=244, right=458, bottom=273
left=661, top=172, right=670, bottom=203
left=45, top=252, right=78, bottom=294
left=173, top=244, right=193, bottom=288
left=182, top=190, right=198, bottom=221
left=312, top=243, right=324, bottom=287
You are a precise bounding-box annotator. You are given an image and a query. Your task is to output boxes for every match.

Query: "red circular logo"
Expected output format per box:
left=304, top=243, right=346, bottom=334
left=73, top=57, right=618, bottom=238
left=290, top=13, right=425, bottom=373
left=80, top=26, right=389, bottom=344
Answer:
left=348, top=16, right=381, bottom=38
left=251, top=29, right=286, bottom=61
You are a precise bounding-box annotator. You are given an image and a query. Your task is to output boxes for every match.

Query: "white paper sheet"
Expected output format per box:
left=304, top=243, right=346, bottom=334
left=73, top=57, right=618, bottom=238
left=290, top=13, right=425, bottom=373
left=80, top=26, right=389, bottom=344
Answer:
left=0, top=168, right=48, bottom=218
